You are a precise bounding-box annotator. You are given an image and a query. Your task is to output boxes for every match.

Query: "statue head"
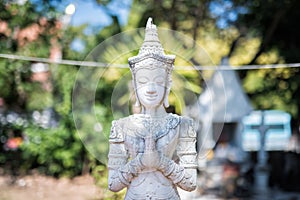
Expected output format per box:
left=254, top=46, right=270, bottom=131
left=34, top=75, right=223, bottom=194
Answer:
left=128, top=18, right=175, bottom=112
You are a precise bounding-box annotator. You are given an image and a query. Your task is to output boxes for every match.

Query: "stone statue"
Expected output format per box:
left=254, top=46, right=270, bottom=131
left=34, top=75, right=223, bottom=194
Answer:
left=108, top=18, right=197, bottom=200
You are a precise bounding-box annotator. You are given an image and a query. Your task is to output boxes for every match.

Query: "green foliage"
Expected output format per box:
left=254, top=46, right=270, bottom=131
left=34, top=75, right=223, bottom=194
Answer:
left=27, top=85, right=53, bottom=111
left=0, top=0, right=63, bottom=110
left=21, top=123, right=84, bottom=177
left=0, top=0, right=86, bottom=178
left=74, top=103, right=113, bottom=166
left=244, top=68, right=300, bottom=118
left=0, top=110, right=28, bottom=175
left=52, top=64, right=77, bottom=116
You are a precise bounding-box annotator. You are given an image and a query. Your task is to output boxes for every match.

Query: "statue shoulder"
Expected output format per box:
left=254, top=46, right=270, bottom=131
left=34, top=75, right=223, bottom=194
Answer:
left=181, top=116, right=194, bottom=126
left=166, top=113, right=181, bottom=129
left=179, top=116, right=196, bottom=138
left=109, top=117, right=129, bottom=143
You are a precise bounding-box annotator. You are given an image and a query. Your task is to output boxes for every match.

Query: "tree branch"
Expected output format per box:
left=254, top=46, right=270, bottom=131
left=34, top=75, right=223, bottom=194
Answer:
left=248, top=8, right=287, bottom=65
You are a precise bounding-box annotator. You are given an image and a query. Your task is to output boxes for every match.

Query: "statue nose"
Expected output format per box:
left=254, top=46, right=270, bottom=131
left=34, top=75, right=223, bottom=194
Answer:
left=146, top=82, right=156, bottom=94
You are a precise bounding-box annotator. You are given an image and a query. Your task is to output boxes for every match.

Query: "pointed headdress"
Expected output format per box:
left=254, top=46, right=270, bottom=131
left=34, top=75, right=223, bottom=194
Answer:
left=128, top=18, right=175, bottom=74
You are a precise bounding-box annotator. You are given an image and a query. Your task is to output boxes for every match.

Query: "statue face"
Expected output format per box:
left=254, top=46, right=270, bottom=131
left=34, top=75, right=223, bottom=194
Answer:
left=135, top=67, right=167, bottom=109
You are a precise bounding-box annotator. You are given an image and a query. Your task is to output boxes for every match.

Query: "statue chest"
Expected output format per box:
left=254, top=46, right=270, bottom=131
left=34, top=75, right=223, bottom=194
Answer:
left=122, top=114, right=181, bottom=158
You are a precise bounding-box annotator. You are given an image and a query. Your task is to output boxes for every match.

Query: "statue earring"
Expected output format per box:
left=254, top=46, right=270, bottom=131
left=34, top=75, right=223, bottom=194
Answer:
left=163, top=88, right=170, bottom=108
left=134, top=93, right=141, bottom=107
left=135, top=99, right=141, bottom=107
left=132, top=81, right=140, bottom=107
left=132, top=96, right=141, bottom=114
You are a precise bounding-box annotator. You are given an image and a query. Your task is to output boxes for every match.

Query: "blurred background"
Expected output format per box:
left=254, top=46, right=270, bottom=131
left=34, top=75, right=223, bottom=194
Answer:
left=0, top=0, right=300, bottom=199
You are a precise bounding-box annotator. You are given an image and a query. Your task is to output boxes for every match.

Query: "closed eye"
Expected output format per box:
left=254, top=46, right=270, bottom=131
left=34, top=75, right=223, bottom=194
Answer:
left=138, top=77, right=148, bottom=84
left=154, top=76, right=165, bottom=85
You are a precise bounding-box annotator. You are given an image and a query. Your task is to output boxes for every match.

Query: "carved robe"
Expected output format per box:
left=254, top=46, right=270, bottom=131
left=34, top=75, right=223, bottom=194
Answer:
left=108, top=113, right=197, bottom=200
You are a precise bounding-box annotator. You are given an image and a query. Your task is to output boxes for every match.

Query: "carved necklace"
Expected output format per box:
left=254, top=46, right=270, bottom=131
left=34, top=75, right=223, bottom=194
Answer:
left=131, top=113, right=181, bottom=140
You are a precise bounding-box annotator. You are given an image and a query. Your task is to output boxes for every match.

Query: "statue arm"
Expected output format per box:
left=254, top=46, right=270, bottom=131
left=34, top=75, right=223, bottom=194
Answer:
left=107, top=120, right=143, bottom=192
left=158, top=118, right=197, bottom=191
left=108, top=144, right=143, bottom=192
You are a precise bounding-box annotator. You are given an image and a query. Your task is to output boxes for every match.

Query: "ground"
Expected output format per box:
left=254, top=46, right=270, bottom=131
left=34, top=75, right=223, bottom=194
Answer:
left=1, top=173, right=300, bottom=200
left=0, top=174, right=103, bottom=200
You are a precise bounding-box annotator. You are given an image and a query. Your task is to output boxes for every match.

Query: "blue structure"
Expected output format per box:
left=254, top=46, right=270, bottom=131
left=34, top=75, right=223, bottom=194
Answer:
left=242, top=110, right=292, bottom=151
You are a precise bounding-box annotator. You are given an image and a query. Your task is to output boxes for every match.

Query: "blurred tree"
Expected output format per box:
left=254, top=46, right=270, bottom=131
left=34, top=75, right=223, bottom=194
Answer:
left=129, top=0, right=214, bottom=55
left=0, top=0, right=90, bottom=177
left=128, top=0, right=300, bottom=125
left=229, top=0, right=300, bottom=124
left=230, top=0, right=300, bottom=64
left=0, top=0, right=62, bottom=110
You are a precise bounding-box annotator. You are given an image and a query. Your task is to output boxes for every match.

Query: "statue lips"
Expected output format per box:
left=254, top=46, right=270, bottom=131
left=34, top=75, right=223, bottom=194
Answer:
left=145, top=94, right=158, bottom=101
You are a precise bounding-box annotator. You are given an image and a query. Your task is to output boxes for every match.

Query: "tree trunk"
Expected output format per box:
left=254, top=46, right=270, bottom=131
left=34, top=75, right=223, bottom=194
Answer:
left=248, top=8, right=287, bottom=65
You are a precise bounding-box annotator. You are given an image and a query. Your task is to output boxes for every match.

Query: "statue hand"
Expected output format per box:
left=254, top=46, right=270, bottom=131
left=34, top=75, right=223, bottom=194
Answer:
left=140, top=135, right=162, bottom=169
left=140, top=149, right=161, bottom=170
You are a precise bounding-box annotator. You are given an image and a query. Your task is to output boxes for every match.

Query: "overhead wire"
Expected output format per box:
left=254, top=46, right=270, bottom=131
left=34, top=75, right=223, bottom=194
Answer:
left=1, top=53, right=300, bottom=70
